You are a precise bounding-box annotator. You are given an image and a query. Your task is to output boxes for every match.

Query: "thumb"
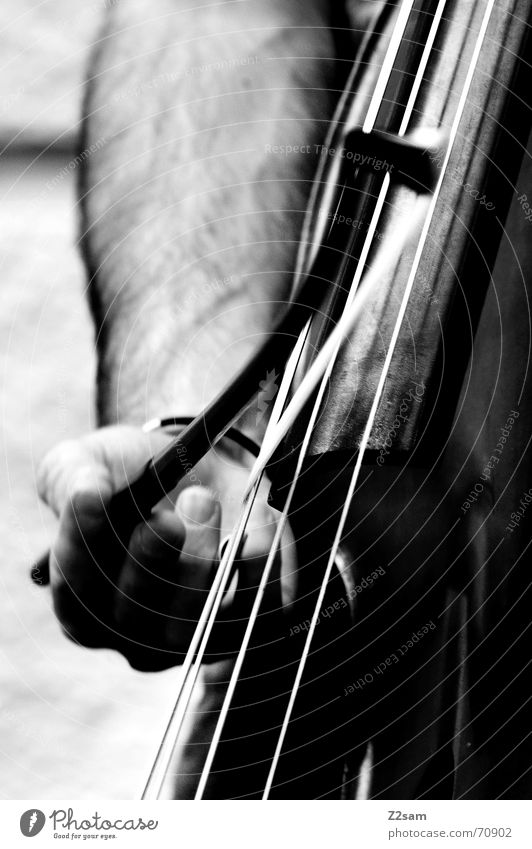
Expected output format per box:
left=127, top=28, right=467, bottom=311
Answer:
left=37, top=440, right=112, bottom=518
left=175, top=487, right=221, bottom=587
left=37, top=426, right=167, bottom=518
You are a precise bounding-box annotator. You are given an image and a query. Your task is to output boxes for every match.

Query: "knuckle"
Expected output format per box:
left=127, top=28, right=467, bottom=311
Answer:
left=36, top=451, right=64, bottom=509
left=37, top=440, right=77, bottom=492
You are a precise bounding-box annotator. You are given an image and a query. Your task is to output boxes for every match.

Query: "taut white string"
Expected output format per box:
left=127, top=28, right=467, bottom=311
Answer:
left=262, top=0, right=497, bottom=797
left=145, top=0, right=461, bottom=800
left=141, top=479, right=260, bottom=799
left=142, top=287, right=315, bottom=798
left=193, top=0, right=438, bottom=797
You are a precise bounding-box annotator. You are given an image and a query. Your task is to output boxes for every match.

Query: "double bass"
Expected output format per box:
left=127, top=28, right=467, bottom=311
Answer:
left=34, top=0, right=532, bottom=798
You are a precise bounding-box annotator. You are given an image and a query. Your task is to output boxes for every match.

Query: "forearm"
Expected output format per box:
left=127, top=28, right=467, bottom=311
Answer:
left=79, top=0, right=341, bottom=428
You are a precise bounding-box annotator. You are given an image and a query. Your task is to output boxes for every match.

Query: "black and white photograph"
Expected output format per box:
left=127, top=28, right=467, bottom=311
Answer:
left=1, top=0, right=532, bottom=842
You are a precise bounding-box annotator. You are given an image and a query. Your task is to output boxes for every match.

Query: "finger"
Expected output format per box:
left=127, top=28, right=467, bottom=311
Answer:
left=235, top=506, right=298, bottom=610
left=40, top=427, right=169, bottom=646
left=162, top=487, right=222, bottom=654
left=175, top=486, right=222, bottom=592
left=51, top=483, right=117, bottom=648
left=114, top=510, right=187, bottom=668
left=116, top=487, right=220, bottom=669
left=197, top=506, right=293, bottom=662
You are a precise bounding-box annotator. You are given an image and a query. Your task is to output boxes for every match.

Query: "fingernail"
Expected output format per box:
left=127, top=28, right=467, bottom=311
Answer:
left=178, top=487, right=218, bottom=524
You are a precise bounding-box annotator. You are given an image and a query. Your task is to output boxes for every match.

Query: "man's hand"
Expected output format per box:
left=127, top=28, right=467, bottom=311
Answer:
left=37, top=425, right=296, bottom=671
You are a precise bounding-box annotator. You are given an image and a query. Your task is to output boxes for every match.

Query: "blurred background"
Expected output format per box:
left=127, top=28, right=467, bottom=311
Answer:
left=0, top=0, right=179, bottom=798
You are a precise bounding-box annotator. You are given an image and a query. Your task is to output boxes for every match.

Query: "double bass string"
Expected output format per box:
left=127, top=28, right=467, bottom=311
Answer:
left=242, top=0, right=448, bottom=493
left=141, top=479, right=262, bottom=799
left=147, top=0, right=454, bottom=800
left=361, top=0, right=419, bottom=132
left=261, top=196, right=431, bottom=799
left=142, top=328, right=311, bottom=798
left=144, top=0, right=419, bottom=799
left=262, top=0, right=498, bottom=798
left=193, top=217, right=388, bottom=797
left=192, top=0, right=431, bottom=799
left=194, top=173, right=399, bottom=800
left=160, top=0, right=458, bottom=799
left=245, top=0, right=449, bottom=490
left=193, top=189, right=436, bottom=799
